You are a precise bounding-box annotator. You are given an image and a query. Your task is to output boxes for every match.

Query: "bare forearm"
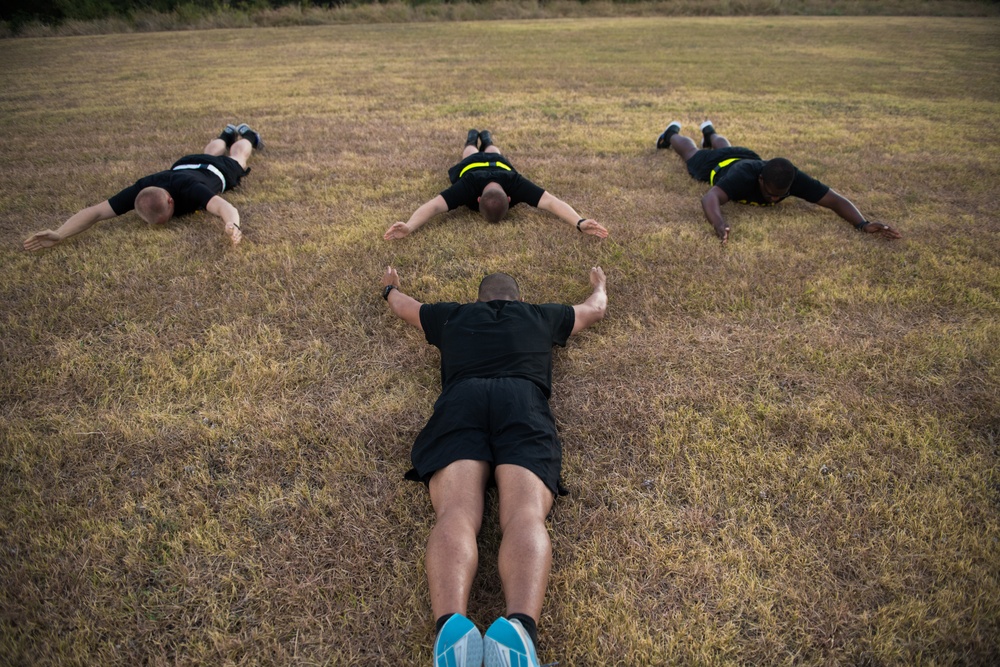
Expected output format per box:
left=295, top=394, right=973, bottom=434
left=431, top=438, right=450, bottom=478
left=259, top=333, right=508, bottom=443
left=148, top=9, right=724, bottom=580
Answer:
left=406, top=197, right=448, bottom=233
left=701, top=195, right=727, bottom=231
left=56, top=206, right=107, bottom=240
left=538, top=192, right=581, bottom=226
left=820, top=190, right=865, bottom=227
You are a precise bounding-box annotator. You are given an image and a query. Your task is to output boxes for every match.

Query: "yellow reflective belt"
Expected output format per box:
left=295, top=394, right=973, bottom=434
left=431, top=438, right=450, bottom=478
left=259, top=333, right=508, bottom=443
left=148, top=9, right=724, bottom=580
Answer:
left=459, top=160, right=513, bottom=179
left=709, top=158, right=742, bottom=186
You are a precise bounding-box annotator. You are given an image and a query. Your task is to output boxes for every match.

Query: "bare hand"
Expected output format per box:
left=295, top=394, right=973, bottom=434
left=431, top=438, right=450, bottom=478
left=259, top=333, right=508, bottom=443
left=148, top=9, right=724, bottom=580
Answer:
left=589, top=265, right=606, bottom=290
left=383, top=222, right=411, bottom=241
left=23, top=230, right=63, bottom=251
left=579, top=219, right=609, bottom=239
left=383, top=265, right=400, bottom=289
left=862, top=221, right=902, bottom=239
left=714, top=222, right=730, bottom=245
left=226, top=222, right=243, bottom=246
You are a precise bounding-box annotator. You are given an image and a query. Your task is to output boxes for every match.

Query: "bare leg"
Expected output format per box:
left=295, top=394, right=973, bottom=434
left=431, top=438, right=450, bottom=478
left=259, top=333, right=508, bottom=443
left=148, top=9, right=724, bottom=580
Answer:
left=669, top=133, right=700, bottom=163
left=427, top=459, right=491, bottom=619
left=462, top=144, right=479, bottom=158
left=495, top=464, right=554, bottom=621
left=710, top=133, right=731, bottom=149
left=483, top=145, right=501, bottom=155
left=203, top=138, right=228, bottom=157
left=228, top=138, right=253, bottom=169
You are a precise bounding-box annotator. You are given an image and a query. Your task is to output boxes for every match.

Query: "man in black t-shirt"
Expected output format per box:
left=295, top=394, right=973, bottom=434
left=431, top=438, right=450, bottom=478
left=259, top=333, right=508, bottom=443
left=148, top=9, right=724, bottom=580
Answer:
left=23, top=123, right=264, bottom=251
left=383, top=129, right=609, bottom=241
left=656, top=119, right=902, bottom=244
left=381, top=265, right=607, bottom=667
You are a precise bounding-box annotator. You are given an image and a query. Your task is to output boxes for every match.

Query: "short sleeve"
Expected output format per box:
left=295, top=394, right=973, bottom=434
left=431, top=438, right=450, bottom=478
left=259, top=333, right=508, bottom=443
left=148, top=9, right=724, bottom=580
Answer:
left=540, top=303, right=575, bottom=347
left=506, top=175, right=545, bottom=208
left=440, top=181, right=476, bottom=211
left=420, top=302, right=462, bottom=347
left=108, top=181, right=144, bottom=215
left=790, top=170, right=830, bottom=204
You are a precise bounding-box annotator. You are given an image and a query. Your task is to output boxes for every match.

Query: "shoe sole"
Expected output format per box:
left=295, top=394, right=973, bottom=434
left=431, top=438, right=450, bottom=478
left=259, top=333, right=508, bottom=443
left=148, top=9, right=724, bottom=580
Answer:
left=435, top=615, right=483, bottom=667
left=483, top=618, right=537, bottom=667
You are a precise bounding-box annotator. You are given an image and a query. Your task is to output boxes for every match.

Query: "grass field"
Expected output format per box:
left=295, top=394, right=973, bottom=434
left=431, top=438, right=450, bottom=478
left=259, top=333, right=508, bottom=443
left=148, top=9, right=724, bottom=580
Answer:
left=1, top=15, right=998, bottom=666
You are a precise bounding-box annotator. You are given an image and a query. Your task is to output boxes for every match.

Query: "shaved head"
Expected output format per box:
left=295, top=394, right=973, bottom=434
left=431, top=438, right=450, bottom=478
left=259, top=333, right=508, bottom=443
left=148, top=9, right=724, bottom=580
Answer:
left=479, top=186, right=509, bottom=224
left=477, top=272, right=520, bottom=302
left=134, top=187, right=173, bottom=225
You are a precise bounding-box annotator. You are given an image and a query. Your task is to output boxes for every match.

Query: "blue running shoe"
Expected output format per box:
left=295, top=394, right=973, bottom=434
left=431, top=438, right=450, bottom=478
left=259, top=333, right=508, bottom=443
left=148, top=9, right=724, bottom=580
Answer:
left=434, top=613, right=483, bottom=667
left=483, top=617, right=539, bottom=667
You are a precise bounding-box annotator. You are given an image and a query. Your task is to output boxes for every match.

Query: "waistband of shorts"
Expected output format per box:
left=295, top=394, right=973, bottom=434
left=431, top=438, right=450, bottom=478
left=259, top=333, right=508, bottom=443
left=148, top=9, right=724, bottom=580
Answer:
left=172, top=163, right=226, bottom=192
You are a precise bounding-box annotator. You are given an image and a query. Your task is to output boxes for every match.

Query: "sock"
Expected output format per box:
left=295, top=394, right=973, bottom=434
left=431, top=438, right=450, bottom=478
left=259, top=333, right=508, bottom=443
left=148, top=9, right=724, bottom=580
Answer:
left=435, top=613, right=455, bottom=636
left=219, top=126, right=237, bottom=148
left=507, top=613, right=538, bottom=649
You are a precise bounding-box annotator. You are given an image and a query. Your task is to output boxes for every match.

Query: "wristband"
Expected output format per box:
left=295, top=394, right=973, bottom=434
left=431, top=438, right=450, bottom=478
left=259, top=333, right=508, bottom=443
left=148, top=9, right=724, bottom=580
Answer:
left=854, top=220, right=868, bottom=231
left=577, top=218, right=586, bottom=232
left=382, top=284, right=397, bottom=301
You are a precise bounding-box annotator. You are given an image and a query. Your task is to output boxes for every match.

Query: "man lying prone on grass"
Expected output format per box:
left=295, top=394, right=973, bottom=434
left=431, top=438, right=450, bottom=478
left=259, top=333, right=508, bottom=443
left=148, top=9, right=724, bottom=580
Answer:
left=656, top=118, right=902, bottom=245
left=381, top=264, right=607, bottom=667
left=23, top=124, right=264, bottom=251
left=384, top=129, right=609, bottom=241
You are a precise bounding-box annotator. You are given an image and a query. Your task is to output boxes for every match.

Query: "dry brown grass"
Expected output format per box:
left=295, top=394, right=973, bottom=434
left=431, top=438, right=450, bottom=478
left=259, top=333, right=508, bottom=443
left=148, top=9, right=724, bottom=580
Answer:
left=1, top=15, right=998, bottom=666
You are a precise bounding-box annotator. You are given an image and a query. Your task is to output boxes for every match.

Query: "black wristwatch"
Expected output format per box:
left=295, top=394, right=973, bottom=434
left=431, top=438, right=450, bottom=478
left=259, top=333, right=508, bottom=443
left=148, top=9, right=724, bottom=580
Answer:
left=577, top=218, right=586, bottom=232
left=382, top=284, right=397, bottom=300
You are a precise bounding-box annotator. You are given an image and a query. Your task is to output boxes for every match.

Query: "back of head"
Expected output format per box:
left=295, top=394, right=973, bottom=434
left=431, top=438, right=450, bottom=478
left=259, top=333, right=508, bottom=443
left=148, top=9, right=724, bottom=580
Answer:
left=134, top=187, right=172, bottom=225
left=479, top=188, right=509, bottom=224
left=477, top=272, right=520, bottom=302
left=761, top=157, right=796, bottom=191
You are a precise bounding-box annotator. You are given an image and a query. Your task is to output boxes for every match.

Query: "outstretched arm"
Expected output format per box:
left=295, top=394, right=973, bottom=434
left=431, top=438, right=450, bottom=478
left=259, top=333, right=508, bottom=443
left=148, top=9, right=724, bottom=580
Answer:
left=205, top=195, right=242, bottom=245
left=384, top=195, right=449, bottom=240
left=816, top=189, right=902, bottom=239
left=537, top=191, right=609, bottom=238
left=382, top=266, right=424, bottom=331
left=701, top=186, right=731, bottom=244
left=571, top=266, right=608, bottom=335
left=23, top=200, right=118, bottom=251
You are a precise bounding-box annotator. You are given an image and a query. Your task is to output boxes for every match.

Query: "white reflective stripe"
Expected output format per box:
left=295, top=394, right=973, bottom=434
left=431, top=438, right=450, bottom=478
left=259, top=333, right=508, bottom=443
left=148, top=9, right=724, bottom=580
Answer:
left=172, top=163, right=227, bottom=192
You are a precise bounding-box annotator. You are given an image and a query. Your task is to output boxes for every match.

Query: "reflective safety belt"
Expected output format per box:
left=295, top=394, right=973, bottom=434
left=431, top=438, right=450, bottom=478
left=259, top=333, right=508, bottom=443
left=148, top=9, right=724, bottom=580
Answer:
left=458, top=160, right=513, bottom=179
left=172, top=163, right=227, bottom=192
left=709, top=158, right=742, bottom=186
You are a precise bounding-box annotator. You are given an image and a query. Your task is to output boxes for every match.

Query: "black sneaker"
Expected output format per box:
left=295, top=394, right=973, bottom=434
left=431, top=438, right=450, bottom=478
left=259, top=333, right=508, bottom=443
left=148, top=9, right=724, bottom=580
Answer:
left=478, top=130, right=493, bottom=151
left=700, top=120, right=716, bottom=149
left=219, top=124, right=238, bottom=147
left=466, top=129, right=480, bottom=148
left=236, top=123, right=264, bottom=150
left=656, top=121, right=681, bottom=149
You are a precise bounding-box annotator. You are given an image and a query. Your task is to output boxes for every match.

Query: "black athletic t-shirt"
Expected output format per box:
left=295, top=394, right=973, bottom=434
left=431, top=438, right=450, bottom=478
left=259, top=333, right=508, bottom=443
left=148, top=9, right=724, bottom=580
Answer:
left=714, top=160, right=830, bottom=206
left=419, top=300, right=575, bottom=397
left=440, top=153, right=546, bottom=212
left=107, top=169, right=221, bottom=217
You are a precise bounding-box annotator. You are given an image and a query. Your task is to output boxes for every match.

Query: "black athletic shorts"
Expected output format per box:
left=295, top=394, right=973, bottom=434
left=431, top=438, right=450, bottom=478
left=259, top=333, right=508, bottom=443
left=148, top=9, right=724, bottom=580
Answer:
left=685, top=146, right=762, bottom=182
left=170, top=153, right=249, bottom=192
left=447, top=152, right=514, bottom=184
left=404, top=377, right=564, bottom=495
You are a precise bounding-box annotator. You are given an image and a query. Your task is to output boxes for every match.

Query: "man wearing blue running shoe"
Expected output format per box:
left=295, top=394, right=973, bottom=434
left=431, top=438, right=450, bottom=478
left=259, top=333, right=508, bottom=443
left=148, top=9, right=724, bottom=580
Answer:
left=381, top=265, right=608, bottom=667
left=23, top=123, right=263, bottom=251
